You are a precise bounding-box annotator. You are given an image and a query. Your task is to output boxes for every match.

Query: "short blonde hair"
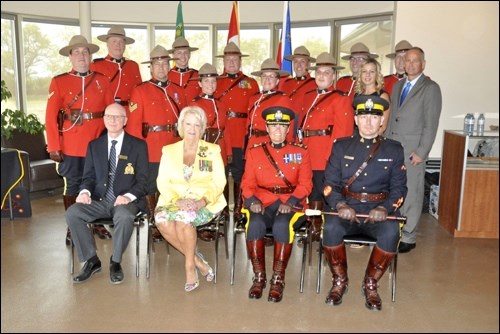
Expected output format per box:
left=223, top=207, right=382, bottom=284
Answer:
left=177, top=106, right=207, bottom=139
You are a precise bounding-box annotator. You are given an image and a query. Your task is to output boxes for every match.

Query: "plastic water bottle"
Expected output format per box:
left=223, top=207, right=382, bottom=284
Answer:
left=477, top=113, right=485, bottom=136
left=463, top=113, right=475, bottom=136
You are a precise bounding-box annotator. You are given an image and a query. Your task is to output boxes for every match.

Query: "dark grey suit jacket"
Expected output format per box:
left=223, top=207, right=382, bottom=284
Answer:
left=386, top=74, right=442, bottom=160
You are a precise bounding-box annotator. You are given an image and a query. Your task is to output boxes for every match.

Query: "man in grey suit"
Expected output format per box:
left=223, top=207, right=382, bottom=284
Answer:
left=385, top=47, right=442, bottom=253
left=66, top=103, right=149, bottom=283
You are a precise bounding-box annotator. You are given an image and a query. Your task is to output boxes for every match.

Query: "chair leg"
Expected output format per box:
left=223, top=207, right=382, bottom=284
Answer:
left=135, top=220, right=140, bottom=278
left=214, top=222, right=220, bottom=284
left=391, top=253, right=398, bottom=302
left=299, top=232, right=308, bottom=293
left=146, top=220, right=152, bottom=279
left=316, top=238, right=323, bottom=294
left=70, top=239, right=75, bottom=274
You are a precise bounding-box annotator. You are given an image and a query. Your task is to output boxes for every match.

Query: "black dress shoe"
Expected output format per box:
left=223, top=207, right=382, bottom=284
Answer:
left=110, top=259, right=124, bottom=284
left=398, top=241, right=416, bottom=253
left=73, top=258, right=101, bottom=283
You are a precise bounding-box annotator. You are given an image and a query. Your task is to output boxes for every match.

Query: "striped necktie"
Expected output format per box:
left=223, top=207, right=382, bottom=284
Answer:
left=105, top=140, right=117, bottom=202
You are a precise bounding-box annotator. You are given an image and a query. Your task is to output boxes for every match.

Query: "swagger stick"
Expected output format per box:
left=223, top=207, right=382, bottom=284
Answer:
left=304, top=209, right=407, bottom=222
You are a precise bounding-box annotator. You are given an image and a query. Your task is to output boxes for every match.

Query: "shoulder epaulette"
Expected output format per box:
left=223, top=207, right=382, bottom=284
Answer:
left=54, top=72, right=69, bottom=79
left=93, top=58, right=105, bottom=62
left=339, top=75, right=353, bottom=80
left=192, top=96, right=202, bottom=102
left=250, top=142, right=265, bottom=150
left=288, top=142, right=307, bottom=149
left=304, top=88, right=317, bottom=95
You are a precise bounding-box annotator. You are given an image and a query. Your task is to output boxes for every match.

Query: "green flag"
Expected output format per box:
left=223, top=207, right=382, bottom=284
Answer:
left=175, top=1, right=184, bottom=39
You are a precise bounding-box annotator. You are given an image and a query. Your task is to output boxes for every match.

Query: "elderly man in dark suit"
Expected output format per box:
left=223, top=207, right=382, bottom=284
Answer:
left=385, top=47, right=442, bottom=253
left=66, top=103, right=149, bottom=284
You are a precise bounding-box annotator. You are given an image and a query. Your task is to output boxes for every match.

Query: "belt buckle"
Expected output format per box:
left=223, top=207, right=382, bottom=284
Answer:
left=152, top=125, right=161, bottom=132
left=359, top=193, right=369, bottom=202
left=273, top=186, right=281, bottom=194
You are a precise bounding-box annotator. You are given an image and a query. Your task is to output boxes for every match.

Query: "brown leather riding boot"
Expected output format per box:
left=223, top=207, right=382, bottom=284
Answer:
left=233, top=182, right=243, bottom=223
left=146, top=193, right=163, bottom=243
left=362, top=245, right=396, bottom=311
left=268, top=241, right=293, bottom=303
left=247, top=239, right=266, bottom=299
left=323, top=243, right=349, bottom=305
left=309, top=201, right=323, bottom=242
left=63, top=195, right=77, bottom=245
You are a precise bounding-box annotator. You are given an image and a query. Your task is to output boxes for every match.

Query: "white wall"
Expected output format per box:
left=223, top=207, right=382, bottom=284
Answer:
left=394, top=1, right=499, bottom=158
left=2, top=1, right=499, bottom=158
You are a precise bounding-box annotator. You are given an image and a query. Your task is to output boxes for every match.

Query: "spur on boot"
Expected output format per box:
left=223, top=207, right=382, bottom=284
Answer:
left=197, top=252, right=215, bottom=282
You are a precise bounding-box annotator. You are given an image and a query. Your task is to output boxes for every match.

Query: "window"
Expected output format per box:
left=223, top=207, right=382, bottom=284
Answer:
left=21, top=18, right=79, bottom=121
left=215, top=25, right=271, bottom=75
left=154, top=26, right=211, bottom=71
left=1, top=14, right=19, bottom=111
left=335, top=15, right=393, bottom=78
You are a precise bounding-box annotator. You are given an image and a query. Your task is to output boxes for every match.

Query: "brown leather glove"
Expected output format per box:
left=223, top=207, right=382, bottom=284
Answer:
left=49, top=150, right=64, bottom=162
left=366, top=206, right=388, bottom=224
left=336, top=202, right=359, bottom=223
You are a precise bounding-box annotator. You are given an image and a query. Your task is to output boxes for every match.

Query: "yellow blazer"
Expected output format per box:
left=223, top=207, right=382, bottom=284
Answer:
left=156, top=139, right=227, bottom=214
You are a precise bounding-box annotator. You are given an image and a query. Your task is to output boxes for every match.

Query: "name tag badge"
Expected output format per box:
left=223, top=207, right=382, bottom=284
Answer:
left=344, top=155, right=354, bottom=160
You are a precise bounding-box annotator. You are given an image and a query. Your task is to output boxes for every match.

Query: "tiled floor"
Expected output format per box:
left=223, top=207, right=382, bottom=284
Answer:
left=1, top=192, right=498, bottom=332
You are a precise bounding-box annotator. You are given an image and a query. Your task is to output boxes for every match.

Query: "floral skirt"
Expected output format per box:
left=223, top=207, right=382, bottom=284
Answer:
left=155, top=204, right=215, bottom=227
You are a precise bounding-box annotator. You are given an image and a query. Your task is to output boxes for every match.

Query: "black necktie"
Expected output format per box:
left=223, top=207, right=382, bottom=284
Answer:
left=105, top=140, right=117, bottom=202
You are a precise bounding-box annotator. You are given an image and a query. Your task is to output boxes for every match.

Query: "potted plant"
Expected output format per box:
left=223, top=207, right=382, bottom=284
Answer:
left=1, top=80, right=45, bottom=141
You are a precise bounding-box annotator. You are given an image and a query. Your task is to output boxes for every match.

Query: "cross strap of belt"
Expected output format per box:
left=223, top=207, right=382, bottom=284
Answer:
left=299, top=90, right=338, bottom=130
left=288, top=77, right=315, bottom=98
left=109, top=59, right=126, bottom=83
left=215, top=74, right=245, bottom=99
left=65, top=72, right=97, bottom=110
left=248, top=91, right=279, bottom=115
left=261, top=143, right=294, bottom=190
left=343, top=137, right=382, bottom=193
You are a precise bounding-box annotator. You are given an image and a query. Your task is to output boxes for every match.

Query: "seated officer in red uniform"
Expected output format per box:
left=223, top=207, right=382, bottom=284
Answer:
left=322, top=95, right=407, bottom=311
left=241, top=104, right=312, bottom=303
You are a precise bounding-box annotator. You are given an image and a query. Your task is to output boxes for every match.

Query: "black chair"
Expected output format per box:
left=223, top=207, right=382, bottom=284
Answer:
left=69, top=212, right=146, bottom=277
left=230, top=209, right=311, bottom=292
left=146, top=212, right=228, bottom=283
left=316, top=217, right=406, bottom=302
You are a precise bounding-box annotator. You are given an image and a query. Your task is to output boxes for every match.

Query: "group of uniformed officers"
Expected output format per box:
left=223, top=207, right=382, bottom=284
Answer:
left=47, top=25, right=410, bottom=311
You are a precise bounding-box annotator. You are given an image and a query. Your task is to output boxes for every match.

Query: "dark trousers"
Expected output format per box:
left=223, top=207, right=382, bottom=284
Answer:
left=57, top=155, right=85, bottom=195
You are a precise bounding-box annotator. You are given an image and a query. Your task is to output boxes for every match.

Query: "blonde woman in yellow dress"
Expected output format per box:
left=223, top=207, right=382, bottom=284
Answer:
left=155, top=106, right=227, bottom=292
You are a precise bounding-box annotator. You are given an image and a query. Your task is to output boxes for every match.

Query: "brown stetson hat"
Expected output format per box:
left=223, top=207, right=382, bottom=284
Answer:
left=251, top=58, right=290, bottom=77
left=341, top=42, right=379, bottom=60
left=189, top=63, right=227, bottom=81
left=59, top=35, right=99, bottom=56
left=97, top=25, right=135, bottom=45
left=284, top=45, right=316, bottom=62
left=386, top=40, right=413, bottom=59
left=307, top=52, right=345, bottom=71
left=216, top=42, right=249, bottom=58
left=141, top=45, right=178, bottom=64
left=167, top=37, right=199, bottom=53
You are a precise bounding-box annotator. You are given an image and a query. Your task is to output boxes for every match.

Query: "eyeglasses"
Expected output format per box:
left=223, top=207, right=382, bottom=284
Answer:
left=104, top=115, right=126, bottom=121
left=261, top=74, right=279, bottom=80
left=350, top=56, right=367, bottom=63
